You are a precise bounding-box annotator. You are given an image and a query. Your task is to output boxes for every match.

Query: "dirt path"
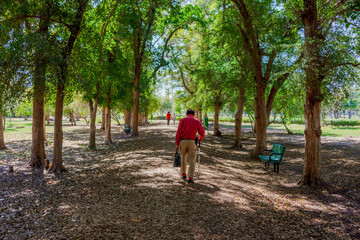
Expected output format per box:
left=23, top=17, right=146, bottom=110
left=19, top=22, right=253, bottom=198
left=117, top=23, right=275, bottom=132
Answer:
left=0, top=122, right=359, bottom=239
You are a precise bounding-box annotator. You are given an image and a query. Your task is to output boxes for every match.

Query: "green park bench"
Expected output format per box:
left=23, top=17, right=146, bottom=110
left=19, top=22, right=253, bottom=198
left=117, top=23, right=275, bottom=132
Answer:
left=124, top=124, right=132, bottom=134
left=259, top=143, right=286, bottom=173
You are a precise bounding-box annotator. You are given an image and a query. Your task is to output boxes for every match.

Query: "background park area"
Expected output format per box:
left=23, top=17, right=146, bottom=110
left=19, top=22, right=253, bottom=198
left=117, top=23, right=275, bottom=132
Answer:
left=1, top=0, right=360, bottom=239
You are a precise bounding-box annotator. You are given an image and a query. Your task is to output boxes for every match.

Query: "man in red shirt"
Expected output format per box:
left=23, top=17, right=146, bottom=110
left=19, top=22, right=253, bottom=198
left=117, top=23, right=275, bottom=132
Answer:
left=166, top=112, right=171, bottom=126
left=175, top=109, right=205, bottom=183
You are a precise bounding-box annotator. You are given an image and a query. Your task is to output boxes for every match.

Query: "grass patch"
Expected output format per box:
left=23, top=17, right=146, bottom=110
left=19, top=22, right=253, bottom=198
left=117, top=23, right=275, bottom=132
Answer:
left=269, top=124, right=360, bottom=137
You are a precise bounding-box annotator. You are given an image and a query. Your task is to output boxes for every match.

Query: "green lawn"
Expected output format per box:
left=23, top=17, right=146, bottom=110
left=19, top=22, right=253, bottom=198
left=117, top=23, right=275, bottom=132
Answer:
left=269, top=124, right=360, bottom=137
left=4, top=118, right=360, bottom=138
left=218, top=122, right=360, bottom=138
left=3, top=118, right=88, bottom=136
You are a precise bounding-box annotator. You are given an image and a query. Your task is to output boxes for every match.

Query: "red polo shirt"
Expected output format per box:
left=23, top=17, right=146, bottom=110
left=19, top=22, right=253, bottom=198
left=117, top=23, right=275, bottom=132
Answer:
left=166, top=113, right=171, bottom=120
left=176, top=115, right=205, bottom=146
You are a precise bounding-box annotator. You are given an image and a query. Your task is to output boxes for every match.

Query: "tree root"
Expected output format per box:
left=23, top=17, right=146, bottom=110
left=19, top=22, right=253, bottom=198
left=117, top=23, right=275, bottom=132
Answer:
left=48, top=165, right=67, bottom=173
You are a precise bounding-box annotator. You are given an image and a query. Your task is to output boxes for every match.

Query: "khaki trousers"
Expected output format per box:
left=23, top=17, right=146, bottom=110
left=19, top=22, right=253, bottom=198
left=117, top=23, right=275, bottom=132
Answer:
left=179, top=140, right=197, bottom=178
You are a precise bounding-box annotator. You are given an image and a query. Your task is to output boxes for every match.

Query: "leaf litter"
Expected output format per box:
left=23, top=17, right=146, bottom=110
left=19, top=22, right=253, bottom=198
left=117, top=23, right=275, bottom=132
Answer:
left=0, top=122, right=359, bottom=239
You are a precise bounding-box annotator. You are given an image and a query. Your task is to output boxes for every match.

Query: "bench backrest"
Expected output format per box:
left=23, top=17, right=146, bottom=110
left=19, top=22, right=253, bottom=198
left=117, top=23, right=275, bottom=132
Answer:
left=272, top=144, right=286, bottom=155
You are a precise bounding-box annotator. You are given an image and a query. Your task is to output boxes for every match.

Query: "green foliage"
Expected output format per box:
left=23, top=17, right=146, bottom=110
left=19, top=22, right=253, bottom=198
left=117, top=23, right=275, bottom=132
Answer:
left=324, top=119, right=360, bottom=127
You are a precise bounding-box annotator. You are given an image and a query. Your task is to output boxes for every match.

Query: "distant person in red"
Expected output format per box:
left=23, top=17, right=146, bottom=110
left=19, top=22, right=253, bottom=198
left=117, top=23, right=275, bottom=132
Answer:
left=166, top=111, right=171, bottom=126
left=175, top=109, right=205, bottom=183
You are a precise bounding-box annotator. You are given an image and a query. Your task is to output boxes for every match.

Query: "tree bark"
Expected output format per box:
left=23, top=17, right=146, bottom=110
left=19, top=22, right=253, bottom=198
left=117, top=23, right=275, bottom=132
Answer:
left=49, top=77, right=66, bottom=172
left=88, top=84, right=99, bottom=150
left=0, top=111, right=6, bottom=150
left=101, top=107, right=105, bottom=130
left=300, top=0, right=322, bottom=186
left=233, top=87, right=246, bottom=149
left=43, top=99, right=48, bottom=146
left=251, top=82, right=267, bottom=157
left=124, top=110, right=131, bottom=126
left=30, top=12, right=50, bottom=168
left=131, top=73, right=140, bottom=136
left=49, top=0, right=88, bottom=173
left=104, top=90, right=112, bottom=144
left=213, top=103, right=222, bottom=136
left=69, top=109, right=76, bottom=126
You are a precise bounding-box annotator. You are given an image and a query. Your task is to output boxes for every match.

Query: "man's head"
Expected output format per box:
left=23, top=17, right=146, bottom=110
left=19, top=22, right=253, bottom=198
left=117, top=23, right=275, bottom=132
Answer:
left=168, top=111, right=170, bottom=114
left=186, top=109, right=195, bottom=116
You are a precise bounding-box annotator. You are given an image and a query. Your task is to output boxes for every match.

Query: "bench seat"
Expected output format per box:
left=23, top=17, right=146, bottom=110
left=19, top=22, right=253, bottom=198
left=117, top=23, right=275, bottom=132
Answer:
left=259, top=143, right=286, bottom=172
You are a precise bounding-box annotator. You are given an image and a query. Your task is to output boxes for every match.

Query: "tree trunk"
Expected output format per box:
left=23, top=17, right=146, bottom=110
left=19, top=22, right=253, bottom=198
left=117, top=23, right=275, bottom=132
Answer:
left=124, top=110, right=131, bottom=126
left=49, top=77, right=66, bottom=173
left=101, top=107, right=105, bottom=130
left=46, top=114, right=50, bottom=124
left=0, top=111, right=6, bottom=150
left=104, top=91, right=112, bottom=144
left=138, top=113, right=143, bottom=126
left=233, top=87, right=245, bottom=149
left=49, top=0, right=87, bottom=172
left=29, top=12, right=50, bottom=168
left=252, top=83, right=267, bottom=158
left=69, top=109, right=76, bottom=126
left=132, top=73, right=140, bottom=136
left=43, top=100, right=48, bottom=146
left=213, top=103, right=222, bottom=136
left=24, top=116, right=28, bottom=121
left=88, top=98, right=98, bottom=150
left=300, top=0, right=322, bottom=186
left=194, top=110, right=198, bottom=119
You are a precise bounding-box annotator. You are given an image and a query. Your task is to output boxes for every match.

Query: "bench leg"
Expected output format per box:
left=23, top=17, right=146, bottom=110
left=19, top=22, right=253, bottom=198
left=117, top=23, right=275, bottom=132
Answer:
left=273, top=163, right=280, bottom=173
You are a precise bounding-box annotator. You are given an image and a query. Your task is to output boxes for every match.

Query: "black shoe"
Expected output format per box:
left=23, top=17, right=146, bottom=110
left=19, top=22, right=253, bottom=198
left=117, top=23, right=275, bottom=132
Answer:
left=182, top=173, right=186, bottom=180
left=187, top=178, right=194, bottom=183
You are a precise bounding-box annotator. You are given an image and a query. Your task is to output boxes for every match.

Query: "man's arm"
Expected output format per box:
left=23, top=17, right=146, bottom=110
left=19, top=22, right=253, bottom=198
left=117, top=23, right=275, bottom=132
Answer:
left=175, top=119, right=183, bottom=146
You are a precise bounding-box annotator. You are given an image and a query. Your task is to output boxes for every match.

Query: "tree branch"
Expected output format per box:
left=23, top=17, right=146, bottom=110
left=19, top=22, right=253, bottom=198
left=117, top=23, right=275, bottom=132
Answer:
left=12, top=15, right=71, bottom=29
left=325, top=62, right=360, bottom=73
left=177, top=63, right=194, bottom=95
left=263, top=50, right=277, bottom=82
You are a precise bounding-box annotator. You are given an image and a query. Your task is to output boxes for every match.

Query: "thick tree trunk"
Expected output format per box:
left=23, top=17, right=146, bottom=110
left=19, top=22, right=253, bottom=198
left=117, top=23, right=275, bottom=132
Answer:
left=49, top=78, right=66, bottom=173
left=213, top=103, right=222, bottom=136
left=233, top=87, right=246, bottom=149
left=101, top=107, right=105, bottom=130
left=29, top=13, right=50, bottom=168
left=88, top=97, right=99, bottom=150
left=252, top=84, right=267, bottom=157
left=30, top=62, right=46, bottom=166
left=0, top=111, right=6, bottom=150
left=49, top=0, right=87, bottom=172
left=124, top=110, right=131, bottom=126
left=104, top=91, right=112, bottom=144
left=138, top=113, right=143, bottom=126
left=43, top=100, right=48, bottom=146
left=132, top=74, right=140, bottom=136
left=300, top=0, right=322, bottom=186
left=194, top=110, right=198, bottom=119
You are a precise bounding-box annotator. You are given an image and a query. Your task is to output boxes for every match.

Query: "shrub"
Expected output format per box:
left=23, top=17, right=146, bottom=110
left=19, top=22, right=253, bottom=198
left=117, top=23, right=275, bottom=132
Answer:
left=324, top=120, right=360, bottom=126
